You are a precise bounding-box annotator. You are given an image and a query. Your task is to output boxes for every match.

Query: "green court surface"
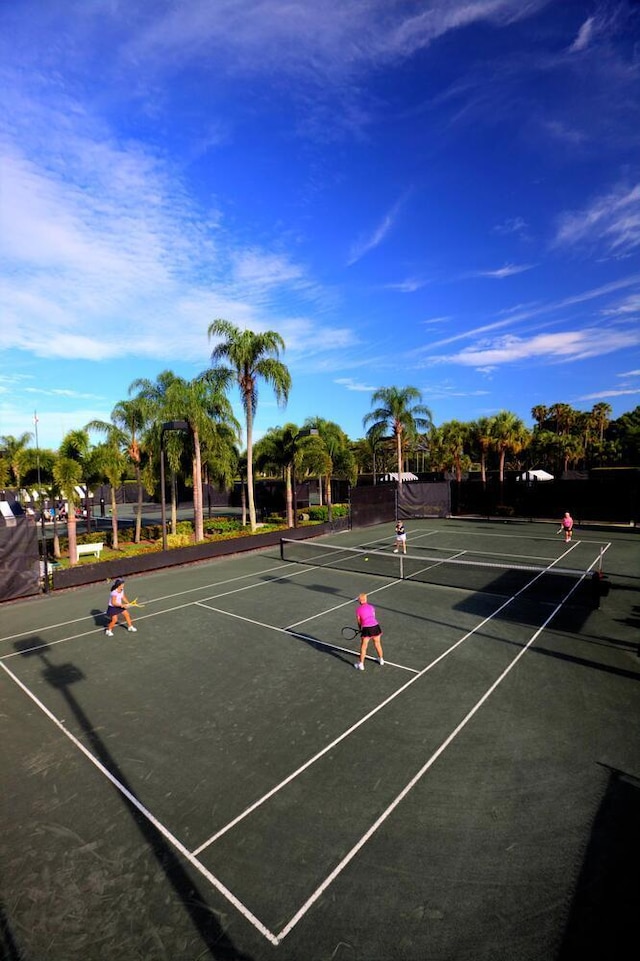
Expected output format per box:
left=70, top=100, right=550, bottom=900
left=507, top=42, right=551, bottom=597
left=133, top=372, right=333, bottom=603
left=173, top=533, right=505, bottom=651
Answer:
left=1, top=519, right=639, bottom=961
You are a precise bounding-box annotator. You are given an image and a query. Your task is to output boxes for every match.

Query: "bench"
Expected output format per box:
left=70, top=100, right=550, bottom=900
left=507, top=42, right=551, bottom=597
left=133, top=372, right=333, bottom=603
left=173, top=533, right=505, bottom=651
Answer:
left=76, top=542, right=104, bottom=559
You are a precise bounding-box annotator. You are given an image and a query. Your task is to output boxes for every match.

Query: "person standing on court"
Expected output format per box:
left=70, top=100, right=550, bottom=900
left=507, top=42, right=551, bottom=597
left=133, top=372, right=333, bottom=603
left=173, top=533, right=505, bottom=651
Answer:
left=559, top=512, right=574, bottom=543
left=354, top=593, right=384, bottom=670
left=105, top=578, right=137, bottom=636
left=393, top=520, right=407, bottom=554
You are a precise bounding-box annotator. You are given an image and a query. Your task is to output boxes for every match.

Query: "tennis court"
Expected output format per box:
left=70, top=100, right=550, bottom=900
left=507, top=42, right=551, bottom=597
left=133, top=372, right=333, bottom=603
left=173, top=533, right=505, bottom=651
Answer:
left=1, top=518, right=639, bottom=961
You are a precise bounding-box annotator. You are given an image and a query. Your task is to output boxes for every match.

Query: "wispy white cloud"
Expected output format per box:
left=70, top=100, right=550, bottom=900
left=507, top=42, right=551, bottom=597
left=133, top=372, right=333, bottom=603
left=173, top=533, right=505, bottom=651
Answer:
left=437, top=327, right=640, bottom=368
left=554, top=183, right=640, bottom=256
left=347, top=197, right=405, bottom=266
left=493, top=216, right=529, bottom=238
left=568, top=16, right=596, bottom=53
left=468, top=263, right=534, bottom=280
left=579, top=387, right=640, bottom=401
left=0, top=80, right=352, bottom=368
left=124, top=0, right=553, bottom=83
left=334, top=378, right=379, bottom=392
left=384, top=278, right=428, bottom=293
left=421, top=275, right=640, bottom=351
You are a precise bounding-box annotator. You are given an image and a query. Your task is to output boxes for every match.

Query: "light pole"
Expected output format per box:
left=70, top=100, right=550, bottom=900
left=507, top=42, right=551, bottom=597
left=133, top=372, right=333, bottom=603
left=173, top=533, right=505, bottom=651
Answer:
left=292, top=428, right=319, bottom=528
left=160, top=421, right=189, bottom=550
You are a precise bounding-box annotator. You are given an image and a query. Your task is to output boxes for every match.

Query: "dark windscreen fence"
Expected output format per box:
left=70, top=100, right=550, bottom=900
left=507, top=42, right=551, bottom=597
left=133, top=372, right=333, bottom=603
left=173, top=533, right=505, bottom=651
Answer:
left=398, top=482, right=451, bottom=519
left=350, top=485, right=396, bottom=528
left=0, top=515, right=40, bottom=601
left=280, top=538, right=600, bottom=607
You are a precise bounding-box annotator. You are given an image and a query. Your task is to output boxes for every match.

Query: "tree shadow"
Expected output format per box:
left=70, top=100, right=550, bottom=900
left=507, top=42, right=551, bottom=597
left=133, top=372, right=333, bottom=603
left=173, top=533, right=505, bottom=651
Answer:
left=13, top=638, right=253, bottom=961
left=0, top=900, right=22, bottom=961
left=557, top=766, right=640, bottom=959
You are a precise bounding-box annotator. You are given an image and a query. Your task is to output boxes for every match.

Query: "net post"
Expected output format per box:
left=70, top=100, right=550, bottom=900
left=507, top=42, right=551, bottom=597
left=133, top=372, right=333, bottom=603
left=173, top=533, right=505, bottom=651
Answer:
left=280, top=538, right=285, bottom=560
left=598, top=546, right=604, bottom=572
left=400, top=554, right=404, bottom=579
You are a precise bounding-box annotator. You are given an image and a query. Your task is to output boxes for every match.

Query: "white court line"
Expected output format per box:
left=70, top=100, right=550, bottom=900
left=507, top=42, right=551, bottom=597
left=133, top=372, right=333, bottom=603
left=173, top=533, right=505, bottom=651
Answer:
left=189, top=544, right=583, bottom=860
left=0, top=658, right=280, bottom=946
left=3, top=540, right=611, bottom=944
left=0, top=563, right=317, bottom=659
left=276, top=567, right=594, bottom=943
left=0, top=556, right=300, bottom=645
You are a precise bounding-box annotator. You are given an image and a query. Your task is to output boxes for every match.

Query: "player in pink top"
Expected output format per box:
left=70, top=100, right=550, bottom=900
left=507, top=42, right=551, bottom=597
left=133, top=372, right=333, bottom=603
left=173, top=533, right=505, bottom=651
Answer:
left=558, top=512, right=574, bottom=543
left=354, top=592, right=384, bottom=671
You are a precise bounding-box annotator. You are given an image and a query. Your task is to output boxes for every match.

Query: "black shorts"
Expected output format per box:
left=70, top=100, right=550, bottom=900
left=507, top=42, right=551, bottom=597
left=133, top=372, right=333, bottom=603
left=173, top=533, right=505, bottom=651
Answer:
left=107, top=605, right=124, bottom=617
left=361, top=624, right=381, bottom=638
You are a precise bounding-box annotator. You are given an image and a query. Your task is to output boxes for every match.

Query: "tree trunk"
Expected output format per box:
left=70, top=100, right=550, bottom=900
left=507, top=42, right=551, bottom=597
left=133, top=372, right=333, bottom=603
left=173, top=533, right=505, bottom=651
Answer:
left=396, top=430, right=403, bottom=486
left=134, top=464, right=143, bottom=543
left=111, top=488, right=119, bottom=550
left=326, top=473, right=333, bottom=522
left=67, top=512, right=78, bottom=565
left=193, top=429, right=204, bottom=542
left=285, top=463, right=293, bottom=528
left=246, top=399, right=257, bottom=531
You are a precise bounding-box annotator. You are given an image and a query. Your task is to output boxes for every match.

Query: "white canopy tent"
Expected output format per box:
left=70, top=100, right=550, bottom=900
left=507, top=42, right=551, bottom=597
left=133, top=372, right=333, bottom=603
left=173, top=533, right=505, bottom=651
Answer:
left=517, top=469, right=554, bottom=482
left=383, top=472, right=419, bottom=482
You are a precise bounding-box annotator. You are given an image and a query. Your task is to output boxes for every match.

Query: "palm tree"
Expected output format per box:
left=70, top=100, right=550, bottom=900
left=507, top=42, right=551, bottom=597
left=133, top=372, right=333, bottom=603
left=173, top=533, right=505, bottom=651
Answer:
left=304, top=418, right=355, bottom=521
left=132, top=370, right=240, bottom=542
left=0, top=432, right=34, bottom=495
left=469, top=416, right=494, bottom=484
left=208, top=320, right=291, bottom=532
left=90, top=433, right=129, bottom=550
left=108, top=398, right=150, bottom=542
left=531, top=405, right=549, bottom=430
left=53, top=451, right=82, bottom=564
left=591, top=402, right=612, bottom=444
left=58, top=429, right=99, bottom=533
left=254, top=424, right=299, bottom=527
left=436, top=420, right=471, bottom=483
left=490, top=411, right=530, bottom=483
left=363, top=387, right=433, bottom=486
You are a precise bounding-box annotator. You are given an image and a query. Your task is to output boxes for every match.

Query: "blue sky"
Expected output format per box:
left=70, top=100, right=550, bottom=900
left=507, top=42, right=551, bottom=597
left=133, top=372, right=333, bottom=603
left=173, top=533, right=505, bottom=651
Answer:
left=1, top=0, right=639, bottom=451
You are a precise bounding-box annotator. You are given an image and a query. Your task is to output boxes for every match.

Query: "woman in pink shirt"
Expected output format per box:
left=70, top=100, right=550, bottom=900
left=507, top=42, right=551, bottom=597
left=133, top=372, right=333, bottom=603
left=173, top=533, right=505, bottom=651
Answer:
left=559, top=512, right=574, bottom=543
left=354, top=592, right=384, bottom=671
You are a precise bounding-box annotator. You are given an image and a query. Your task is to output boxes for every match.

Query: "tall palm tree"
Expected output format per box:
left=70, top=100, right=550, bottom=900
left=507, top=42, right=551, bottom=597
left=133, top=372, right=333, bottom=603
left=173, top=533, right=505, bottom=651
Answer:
left=531, top=405, right=549, bottom=430
left=53, top=452, right=82, bottom=564
left=92, top=437, right=128, bottom=550
left=591, top=402, right=612, bottom=444
left=208, top=320, right=291, bottom=532
left=469, top=416, right=494, bottom=483
left=304, top=418, right=355, bottom=521
left=490, top=411, right=530, bottom=483
left=363, top=387, right=433, bottom=486
left=58, top=428, right=98, bottom=533
left=88, top=398, right=150, bottom=542
left=436, top=420, right=471, bottom=483
left=254, top=423, right=299, bottom=528
left=132, top=370, right=240, bottom=542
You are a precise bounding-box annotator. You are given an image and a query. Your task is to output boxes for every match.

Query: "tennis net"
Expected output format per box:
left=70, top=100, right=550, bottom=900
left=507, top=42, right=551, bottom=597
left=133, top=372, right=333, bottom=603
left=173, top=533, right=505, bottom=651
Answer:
left=280, top=538, right=602, bottom=605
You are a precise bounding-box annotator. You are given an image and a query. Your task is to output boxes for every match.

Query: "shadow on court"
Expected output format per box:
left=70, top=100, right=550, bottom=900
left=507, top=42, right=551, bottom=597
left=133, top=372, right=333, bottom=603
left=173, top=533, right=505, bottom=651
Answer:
left=557, top=767, right=640, bottom=959
left=13, top=638, right=254, bottom=961
left=285, top=629, right=355, bottom=666
left=0, top=900, right=22, bottom=961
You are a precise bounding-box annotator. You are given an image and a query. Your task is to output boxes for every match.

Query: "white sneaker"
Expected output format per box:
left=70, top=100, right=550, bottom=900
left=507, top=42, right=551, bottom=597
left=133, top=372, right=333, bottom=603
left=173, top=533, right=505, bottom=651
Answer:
left=354, top=662, right=364, bottom=671
left=393, top=549, right=398, bottom=553
left=378, top=658, right=384, bottom=666
left=127, top=626, right=137, bottom=632
left=105, top=630, right=114, bottom=637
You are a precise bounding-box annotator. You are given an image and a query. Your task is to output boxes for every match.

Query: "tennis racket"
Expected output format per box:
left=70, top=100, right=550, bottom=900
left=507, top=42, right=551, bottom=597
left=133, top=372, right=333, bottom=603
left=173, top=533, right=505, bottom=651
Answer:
left=341, top=626, right=360, bottom=640
left=127, top=597, right=146, bottom=608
